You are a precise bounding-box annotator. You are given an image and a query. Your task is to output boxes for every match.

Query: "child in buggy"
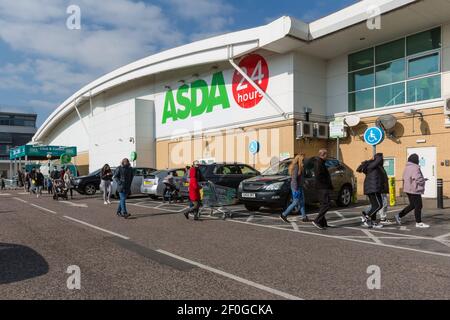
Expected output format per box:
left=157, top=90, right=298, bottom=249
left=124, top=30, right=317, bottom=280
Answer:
left=162, top=171, right=181, bottom=203
left=52, top=179, right=69, bottom=200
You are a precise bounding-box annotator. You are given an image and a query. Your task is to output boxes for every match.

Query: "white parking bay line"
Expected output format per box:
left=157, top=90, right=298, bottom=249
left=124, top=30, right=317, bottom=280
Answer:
left=435, top=232, right=450, bottom=241
left=13, top=197, right=28, bottom=203
left=0, top=193, right=11, bottom=196
left=30, top=203, right=57, bottom=214
left=291, top=222, right=299, bottom=231
left=63, top=216, right=130, bottom=240
left=227, top=219, right=450, bottom=258
left=157, top=249, right=302, bottom=300
left=361, top=230, right=383, bottom=244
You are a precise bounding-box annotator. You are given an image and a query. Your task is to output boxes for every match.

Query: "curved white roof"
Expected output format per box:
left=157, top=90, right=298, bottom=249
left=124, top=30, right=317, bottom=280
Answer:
left=33, top=0, right=418, bottom=142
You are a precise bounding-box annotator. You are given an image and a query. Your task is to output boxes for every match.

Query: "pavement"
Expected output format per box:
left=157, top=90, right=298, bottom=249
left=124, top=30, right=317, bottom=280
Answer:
left=1, top=189, right=450, bottom=300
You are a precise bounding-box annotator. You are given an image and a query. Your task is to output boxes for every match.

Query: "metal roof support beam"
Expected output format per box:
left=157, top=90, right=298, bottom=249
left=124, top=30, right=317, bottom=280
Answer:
left=228, top=47, right=288, bottom=120
left=73, top=98, right=90, bottom=140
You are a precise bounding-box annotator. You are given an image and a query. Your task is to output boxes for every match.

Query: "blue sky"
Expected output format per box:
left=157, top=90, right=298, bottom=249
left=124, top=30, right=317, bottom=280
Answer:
left=0, top=0, right=357, bottom=126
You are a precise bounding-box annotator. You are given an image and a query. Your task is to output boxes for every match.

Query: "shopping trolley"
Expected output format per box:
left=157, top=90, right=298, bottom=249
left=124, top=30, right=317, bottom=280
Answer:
left=199, top=181, right=238, bottom=220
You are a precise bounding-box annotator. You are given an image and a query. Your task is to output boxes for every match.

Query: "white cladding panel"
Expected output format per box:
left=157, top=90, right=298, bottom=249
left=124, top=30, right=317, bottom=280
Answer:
left=293, top=52, right=327, bottom=117
left=326, top=54, right=348, bottom=116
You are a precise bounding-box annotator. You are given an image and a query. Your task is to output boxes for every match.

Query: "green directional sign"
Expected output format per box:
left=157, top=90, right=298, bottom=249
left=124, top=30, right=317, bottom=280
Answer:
left=9, top=145, right=77, bottom=160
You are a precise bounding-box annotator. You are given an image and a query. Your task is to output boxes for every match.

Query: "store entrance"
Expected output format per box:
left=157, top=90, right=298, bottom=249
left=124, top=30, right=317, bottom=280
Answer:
left=407, top=147, right=437, bottom=198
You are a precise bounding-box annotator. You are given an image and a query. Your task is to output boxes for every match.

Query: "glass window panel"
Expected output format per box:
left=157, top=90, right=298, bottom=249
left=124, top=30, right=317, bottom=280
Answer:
left=375, top=59, right=405, bottom=86
left=376, top=83, right=405, bottom=108
left=407, top=27, right=441, bottom=56
left=408, top=52, right=440, bottom=78
left=349, top=68, right=374, bottom=92
left=349, top=90, right=374, bottom=112
left=407, top=75, right=441, bottom=103
left=348, top=48, right=374, bottom=71
left=376, top=38, right=405, bottom=64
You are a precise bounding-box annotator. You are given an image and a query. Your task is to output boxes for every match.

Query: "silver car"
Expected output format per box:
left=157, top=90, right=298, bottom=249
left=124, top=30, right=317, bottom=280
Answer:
left=101, top=167, right=156, bottom=197
left=140, top=168, right=186, bottom=199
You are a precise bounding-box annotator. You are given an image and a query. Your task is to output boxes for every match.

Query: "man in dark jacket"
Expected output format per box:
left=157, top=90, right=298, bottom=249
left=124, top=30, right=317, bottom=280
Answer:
left=312, top=149, right=333, bottom=230
left=113, top=158, right=134, bottom=219
left=357, top=153, right=388, bottom=229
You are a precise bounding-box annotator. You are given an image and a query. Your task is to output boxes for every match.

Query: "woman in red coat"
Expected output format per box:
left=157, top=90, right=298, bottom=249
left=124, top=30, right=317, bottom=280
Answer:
left=184, top=161, right=203, bottom=220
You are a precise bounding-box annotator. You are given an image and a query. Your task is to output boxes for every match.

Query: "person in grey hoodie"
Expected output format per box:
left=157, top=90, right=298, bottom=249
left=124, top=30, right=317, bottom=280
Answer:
left=395, top=154, right=429, bottom=228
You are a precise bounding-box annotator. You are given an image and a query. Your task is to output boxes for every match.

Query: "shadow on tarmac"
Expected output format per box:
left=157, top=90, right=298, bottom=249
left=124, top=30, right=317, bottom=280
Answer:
left=0, top=243, right=49, bottom=285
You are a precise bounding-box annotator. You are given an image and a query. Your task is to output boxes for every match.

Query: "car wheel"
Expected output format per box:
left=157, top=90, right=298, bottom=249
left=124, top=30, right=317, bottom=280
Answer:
left=244, top=204, right=261, bottom=212
left=84, top=184, right=96, bottom=196
left=337, top=185, right=352, bottom=207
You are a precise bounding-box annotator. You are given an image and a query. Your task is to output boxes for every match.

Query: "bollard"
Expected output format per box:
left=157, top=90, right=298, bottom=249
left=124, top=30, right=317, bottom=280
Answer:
left=389, top=177, right=396, bottom=207
left=437, top=179, right=444, bottom=209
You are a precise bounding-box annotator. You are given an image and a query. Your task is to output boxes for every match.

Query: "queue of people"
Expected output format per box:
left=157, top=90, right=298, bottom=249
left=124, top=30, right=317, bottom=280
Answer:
left=276, top=149, right=430, bottom=230
left=7, top=151, right=431, bottom=229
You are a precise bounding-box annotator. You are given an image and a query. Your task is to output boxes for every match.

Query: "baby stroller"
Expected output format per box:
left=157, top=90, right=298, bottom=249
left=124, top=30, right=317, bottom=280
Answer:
left=52, top=179, right=68, bottom=201
left=162, top=181, right=182, bottom=204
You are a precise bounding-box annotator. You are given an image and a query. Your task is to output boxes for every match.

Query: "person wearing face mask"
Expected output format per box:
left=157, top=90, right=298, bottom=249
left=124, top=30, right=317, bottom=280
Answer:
left=395, top=154, right=430, bottom=228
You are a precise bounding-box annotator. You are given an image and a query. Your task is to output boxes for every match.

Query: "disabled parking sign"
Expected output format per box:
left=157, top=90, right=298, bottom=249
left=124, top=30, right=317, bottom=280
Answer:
left=364, top=127, right=384, bottom=146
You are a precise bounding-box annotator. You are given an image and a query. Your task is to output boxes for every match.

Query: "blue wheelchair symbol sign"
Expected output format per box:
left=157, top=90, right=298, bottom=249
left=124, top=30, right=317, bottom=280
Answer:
left=364, top=127, right=384, bottom=146
left=249, top=141, right=260, bottom=155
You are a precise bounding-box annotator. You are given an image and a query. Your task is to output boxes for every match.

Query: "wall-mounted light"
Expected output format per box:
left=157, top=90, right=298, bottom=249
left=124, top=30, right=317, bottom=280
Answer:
left=129, top=137, right=135, bottom=144
left=404, top=109, right=424, bottom=132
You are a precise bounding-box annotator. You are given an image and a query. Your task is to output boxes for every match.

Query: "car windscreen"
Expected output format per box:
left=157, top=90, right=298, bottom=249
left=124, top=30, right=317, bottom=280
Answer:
left=261, top=161, right=290, bottom=176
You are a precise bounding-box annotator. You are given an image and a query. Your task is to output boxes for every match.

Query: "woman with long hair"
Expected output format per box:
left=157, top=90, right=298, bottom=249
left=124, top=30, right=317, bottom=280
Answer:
left=280, top=154, right=308, bottom=223
left=101, top=164, right=113, bottom=205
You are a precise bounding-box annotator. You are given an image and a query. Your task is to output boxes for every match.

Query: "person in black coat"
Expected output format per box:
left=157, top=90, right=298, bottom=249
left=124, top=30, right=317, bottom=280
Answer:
left=113, top=158, right=134, bottom=219
left=312, top=149, right=333, bottom=230
left=357, top=153, right=388, bottom=228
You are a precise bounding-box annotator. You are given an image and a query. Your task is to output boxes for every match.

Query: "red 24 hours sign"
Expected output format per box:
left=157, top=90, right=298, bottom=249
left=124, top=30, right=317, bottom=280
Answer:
left=232, top=54, right=269, bottom=109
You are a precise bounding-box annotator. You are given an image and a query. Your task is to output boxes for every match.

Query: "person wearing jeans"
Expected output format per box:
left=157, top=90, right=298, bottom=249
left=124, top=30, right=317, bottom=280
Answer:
left=396, top=154, right=429, bottom=228
left=101, top=164, right=113, bottom=205
left=280, top=154, right=308, bottom=223
left=113, top=158, right=134, bottom=219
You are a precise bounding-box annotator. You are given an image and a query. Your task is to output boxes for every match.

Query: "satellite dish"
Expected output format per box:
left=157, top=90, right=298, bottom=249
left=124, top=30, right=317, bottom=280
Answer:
left=344, top=115, right=361, bottom=127
left=376, top=115, right=397, bottom=133
left=270, top=156, right=279, bottom=166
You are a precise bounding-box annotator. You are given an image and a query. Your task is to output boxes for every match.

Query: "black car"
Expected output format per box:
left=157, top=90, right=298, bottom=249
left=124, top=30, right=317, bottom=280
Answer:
left=238, top=158, right=356, bottom=211
left=72, top=169, right=103, bottom=195
left=180, top=163, right=260, bottom=198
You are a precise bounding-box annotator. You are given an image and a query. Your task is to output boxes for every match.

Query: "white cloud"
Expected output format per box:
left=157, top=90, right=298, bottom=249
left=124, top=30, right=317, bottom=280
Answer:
left=0, top=0, right=184, bottom=72
left=167, top=0, right=234, bottom=33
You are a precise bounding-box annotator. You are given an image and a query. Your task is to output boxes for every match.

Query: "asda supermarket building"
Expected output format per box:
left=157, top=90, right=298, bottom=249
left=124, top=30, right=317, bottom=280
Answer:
left=33, top=0, right=450, bottom=198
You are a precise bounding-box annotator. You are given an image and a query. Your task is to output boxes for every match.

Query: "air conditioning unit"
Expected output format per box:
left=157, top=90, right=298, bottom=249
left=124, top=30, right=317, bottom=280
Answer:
left=296, top=121, right=314, bottom=139
left=445, top=98, right=450, bottom=115
left=314, top=123, right=329, bottom=139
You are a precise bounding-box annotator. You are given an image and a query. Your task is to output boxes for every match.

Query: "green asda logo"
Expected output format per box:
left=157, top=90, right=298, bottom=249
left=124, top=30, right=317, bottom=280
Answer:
left=162, top=72, right=230, bottom=124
